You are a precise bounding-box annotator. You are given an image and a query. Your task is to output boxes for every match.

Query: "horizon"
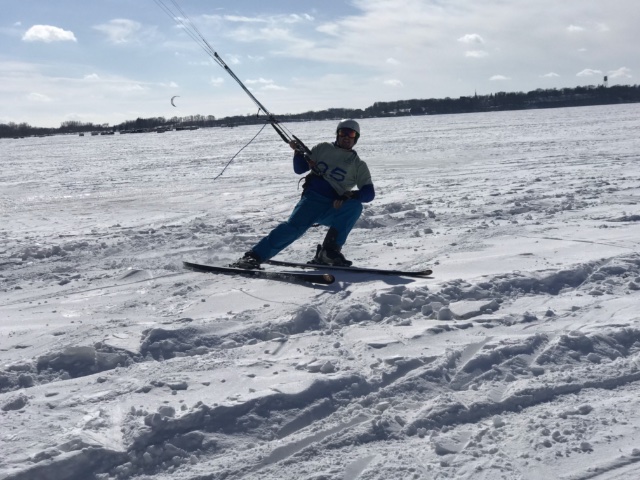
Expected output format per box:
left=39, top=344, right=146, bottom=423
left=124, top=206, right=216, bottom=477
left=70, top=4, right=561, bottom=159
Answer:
left=3, top=82, right=637, bottom=131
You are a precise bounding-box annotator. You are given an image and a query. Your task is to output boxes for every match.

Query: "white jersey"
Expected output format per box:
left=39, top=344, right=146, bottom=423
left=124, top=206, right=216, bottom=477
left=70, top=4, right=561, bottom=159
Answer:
left=309, top=142, right=372, bottom=196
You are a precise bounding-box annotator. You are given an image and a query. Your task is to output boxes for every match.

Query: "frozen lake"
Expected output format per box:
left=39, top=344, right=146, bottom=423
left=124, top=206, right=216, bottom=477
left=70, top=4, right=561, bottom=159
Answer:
left=4, top=104, right=638, bottom=237
left=2, top=103, right=640, bottom=480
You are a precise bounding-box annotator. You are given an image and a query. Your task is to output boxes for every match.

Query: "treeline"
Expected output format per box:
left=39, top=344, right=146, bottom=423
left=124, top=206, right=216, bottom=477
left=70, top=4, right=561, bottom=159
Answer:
left=117, top=114, right=218, bottom=132
left=2, top=84, right=639, bottom=138
left=358, top=84, right=640, bottom=117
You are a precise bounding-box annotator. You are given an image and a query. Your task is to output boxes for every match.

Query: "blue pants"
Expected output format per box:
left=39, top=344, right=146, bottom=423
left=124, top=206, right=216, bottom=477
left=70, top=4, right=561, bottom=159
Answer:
left=252, top=190, right=363, bottom=261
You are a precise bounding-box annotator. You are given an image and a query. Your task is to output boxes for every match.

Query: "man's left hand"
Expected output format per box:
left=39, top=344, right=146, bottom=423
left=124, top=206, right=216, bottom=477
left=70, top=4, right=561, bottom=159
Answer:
left=333, top=192, right=354, bottom=209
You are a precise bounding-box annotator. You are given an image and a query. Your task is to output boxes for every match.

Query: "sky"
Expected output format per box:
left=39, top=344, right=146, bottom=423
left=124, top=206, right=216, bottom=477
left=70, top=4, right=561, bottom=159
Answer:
left=1, top=0, right=638, bottom=128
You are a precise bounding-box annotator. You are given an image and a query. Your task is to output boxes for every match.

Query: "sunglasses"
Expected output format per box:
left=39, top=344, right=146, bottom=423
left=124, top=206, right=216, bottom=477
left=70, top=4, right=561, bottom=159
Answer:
left=337, top=128, right=358, bottom=139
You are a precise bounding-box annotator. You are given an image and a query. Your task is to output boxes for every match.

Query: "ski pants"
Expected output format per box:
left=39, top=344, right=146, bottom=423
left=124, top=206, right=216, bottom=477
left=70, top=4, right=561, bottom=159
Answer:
left=252, top=190, right=363, bottom=261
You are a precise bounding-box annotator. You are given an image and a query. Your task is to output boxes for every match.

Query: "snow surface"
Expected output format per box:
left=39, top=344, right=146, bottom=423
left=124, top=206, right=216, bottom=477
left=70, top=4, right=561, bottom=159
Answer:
left=2, top=104, right=640, bottom=480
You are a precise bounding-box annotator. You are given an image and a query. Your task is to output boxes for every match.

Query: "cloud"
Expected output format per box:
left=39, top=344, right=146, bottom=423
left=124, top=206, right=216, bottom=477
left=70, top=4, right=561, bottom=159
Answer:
left=568, top=22, right=610, bottom=33
left=27, top=92, right=52, bottom=102
left=243, top=77, right=286, bottom=91
left=490, top=75, right=510, bottom=81
left=254, top=27, right=293, bottom=42
left=188, top=60, right=213, bottom=66
left=199, top=11, right=315, bottom=49
left=262, top=84, right=286, bottom=91
left=576, top=68, right=602, bottom=77
left=386, top=57, right=400, bottom=65
left=22, top=25, right=77, bottom=43
left=465, top=50, right=488, bottom=58
left=211, top=77, right=224, bottom=87
left=222, top=13, right=312, bottom=25
left=93, top=19, right=143, bottom=44
left=541, top=72, right=560, bottom=78
left=223, top=15, right=268, bottom=24
left=245, top=77, right=274, bottom=85
left=567, top=25, right=585, bottom=33
left=284, top=14, right=314, bottom=23
left=458, top=33, right=484, bottom=45
left=384, top=79, right=404, bottom=87
left=316, top=23, right=339, bottom=36
left=110, top=83, right=146, bottom=93
left=608, top=67, right=632, bottom=78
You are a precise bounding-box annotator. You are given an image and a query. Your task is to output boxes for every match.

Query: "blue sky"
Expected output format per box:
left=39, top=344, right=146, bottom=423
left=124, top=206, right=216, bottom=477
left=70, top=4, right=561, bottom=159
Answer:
left=1, top=0, right=637, bottom=127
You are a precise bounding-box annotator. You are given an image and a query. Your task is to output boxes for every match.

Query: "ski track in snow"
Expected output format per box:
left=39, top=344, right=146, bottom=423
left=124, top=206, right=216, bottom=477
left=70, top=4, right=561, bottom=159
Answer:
left=1, top=105, right=640, bottom=480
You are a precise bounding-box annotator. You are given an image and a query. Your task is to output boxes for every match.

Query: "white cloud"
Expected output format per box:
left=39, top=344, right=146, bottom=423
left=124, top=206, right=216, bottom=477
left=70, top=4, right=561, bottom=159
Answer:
left=316, top=23, right=339, bottom=36
left=84, top=73, right=100, bottom=80
left=576, top=68, right=602, bottom=77
left=222, top=13, right=312, bottom=25
left=224, top=15, right=267, bottom=24
left=608, top=67, right=632, bottom=78
left=282, top=14, right=314, bottom=24
left=111, top=83, right=146, bottom=93
left=245, top=77, right=274, bottom=85
left=256, top=27, right=293, bottom=42
left=384, top=79, right=404, bottom=87
left=211, top=77, right=224, bottom=87
left=541, top=72, right=560, bottom=78
left=567, top=25, right=585, bottom=33
left=458, top=33, right=484, bottom=45
left=490, top=75, right=510, bottom=81
left=465, top=50, right=488, bottom=58
left=14, top=21, right=22, bottom=27
left=262, top=84, right=286, bottom=91
left=386, top=57, right=400, bottom=65
left=27, top=92, right=52, bottom=102
left=93, top=19, right=142, bottom=44
left=242, top=77, right=285, bottom=90
left=22, top=25, right=76, bottom=43
left=188, top=60, right=212, bottom=66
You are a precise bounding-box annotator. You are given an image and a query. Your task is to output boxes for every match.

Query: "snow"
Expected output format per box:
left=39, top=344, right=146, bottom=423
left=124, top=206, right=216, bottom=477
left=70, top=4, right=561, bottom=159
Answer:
left=1, top=103, right=640, bottom=480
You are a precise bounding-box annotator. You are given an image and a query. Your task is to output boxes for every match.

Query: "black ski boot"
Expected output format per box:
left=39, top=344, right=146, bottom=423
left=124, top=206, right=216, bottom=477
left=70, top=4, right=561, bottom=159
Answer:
left=230, top=251, right=262, bottom=270
left=309, top=227, right=353, bottom=267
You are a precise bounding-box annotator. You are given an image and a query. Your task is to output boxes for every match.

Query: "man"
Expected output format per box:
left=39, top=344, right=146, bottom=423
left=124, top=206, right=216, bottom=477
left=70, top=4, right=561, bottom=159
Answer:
left=233, top=119, right=375, bottom=269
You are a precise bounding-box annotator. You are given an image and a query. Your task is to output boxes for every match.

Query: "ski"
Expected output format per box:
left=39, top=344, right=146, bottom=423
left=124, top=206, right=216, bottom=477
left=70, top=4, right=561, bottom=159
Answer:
left=183, top=261, right=335, bottom=285
left=265, top=259, right=433, bottom=278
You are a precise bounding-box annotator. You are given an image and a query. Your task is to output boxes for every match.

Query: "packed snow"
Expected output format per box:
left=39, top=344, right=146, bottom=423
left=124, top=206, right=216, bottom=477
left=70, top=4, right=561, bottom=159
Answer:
left=2, top=104, right=640, bottom=480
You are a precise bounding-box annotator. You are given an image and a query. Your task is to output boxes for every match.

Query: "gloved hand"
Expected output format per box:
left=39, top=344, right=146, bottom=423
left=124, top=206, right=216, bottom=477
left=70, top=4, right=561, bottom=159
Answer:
left=333, top=191, right=356, bottom=209
left=288, top=140, right=300, bottom=151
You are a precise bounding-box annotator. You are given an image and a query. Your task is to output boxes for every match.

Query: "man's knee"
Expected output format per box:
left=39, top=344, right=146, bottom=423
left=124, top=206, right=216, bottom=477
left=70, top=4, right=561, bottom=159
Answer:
left=345, top=200, right=363, bottom=219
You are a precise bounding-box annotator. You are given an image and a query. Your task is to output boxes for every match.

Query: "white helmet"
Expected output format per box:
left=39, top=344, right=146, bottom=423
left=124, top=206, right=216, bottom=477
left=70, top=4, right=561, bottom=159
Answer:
left=336, top=119, right=360, bottom=135
left=336, top=119, right=360, bottom=144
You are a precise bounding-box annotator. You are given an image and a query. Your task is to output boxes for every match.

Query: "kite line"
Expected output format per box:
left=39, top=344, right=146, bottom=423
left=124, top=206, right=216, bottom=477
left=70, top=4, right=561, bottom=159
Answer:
left=152, top=0, right=314, bottom=178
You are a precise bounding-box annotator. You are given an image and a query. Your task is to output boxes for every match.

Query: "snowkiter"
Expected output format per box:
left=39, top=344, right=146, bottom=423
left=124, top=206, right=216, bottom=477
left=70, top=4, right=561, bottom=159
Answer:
left=233, top=119, right=375, bottom=269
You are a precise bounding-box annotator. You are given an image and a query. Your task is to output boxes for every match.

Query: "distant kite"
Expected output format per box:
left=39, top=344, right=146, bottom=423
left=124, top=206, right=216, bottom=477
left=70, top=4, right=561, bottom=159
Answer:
left=171, top=95, right=180, bottom=107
